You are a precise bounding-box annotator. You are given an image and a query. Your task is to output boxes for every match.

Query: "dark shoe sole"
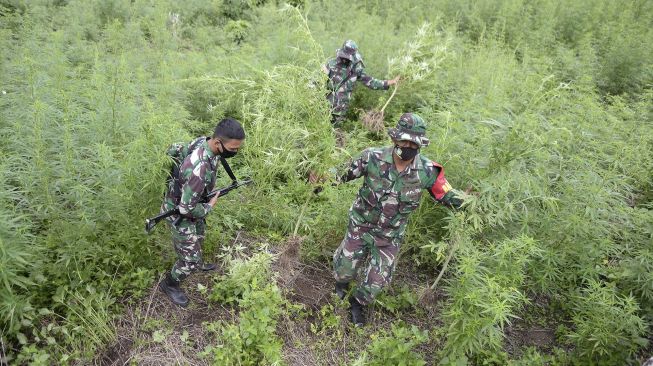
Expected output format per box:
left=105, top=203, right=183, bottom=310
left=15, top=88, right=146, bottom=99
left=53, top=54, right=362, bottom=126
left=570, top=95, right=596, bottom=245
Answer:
left=201, top=263, right=218, bottom=271
left=335, top=290, right=346, bottom=300
left=158, top=282, right=189, bottom=308
left=350, top=309, right=365, bottom=327
left=335, top=282, right=350, bottom=300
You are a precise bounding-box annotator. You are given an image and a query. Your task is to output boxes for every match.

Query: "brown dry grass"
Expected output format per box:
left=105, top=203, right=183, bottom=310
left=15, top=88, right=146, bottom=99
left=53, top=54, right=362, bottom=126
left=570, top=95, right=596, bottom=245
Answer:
left=360, top=84, right=398, bottom=133
left=278, top=236, right=303, bottom=270
left=360, top=109, right=386, bottom=133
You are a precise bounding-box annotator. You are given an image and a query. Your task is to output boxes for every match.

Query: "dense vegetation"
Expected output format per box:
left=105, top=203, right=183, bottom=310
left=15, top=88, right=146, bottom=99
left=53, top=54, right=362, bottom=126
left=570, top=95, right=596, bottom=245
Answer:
left=1, top=0, right=652, bottom=364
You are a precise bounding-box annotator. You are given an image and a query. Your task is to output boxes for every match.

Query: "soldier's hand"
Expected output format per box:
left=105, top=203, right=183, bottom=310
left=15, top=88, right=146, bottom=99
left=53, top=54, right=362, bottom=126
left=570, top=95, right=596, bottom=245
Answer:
left=209, top=193, right=220, bottom=207
left=388, top=75, right=401, bottom=85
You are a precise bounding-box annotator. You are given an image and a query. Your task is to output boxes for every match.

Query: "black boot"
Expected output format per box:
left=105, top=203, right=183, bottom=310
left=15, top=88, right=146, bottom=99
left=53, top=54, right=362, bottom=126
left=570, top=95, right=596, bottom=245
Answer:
left=335, top=281, right=350, bottom=300
left=349, top=295, right=366, bottom=327
left=159, top=273, right=189, bottom=308
left=201, top=262, right=218, bottom=271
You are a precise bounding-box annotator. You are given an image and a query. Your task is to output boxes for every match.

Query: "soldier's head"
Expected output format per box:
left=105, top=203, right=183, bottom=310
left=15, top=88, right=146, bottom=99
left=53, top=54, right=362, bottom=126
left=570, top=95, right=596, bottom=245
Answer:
left=336, top=40, right=361, bottom=67
left=209, top=118, right=245, bottom=158
left=388, top=113, right=430, bottom=161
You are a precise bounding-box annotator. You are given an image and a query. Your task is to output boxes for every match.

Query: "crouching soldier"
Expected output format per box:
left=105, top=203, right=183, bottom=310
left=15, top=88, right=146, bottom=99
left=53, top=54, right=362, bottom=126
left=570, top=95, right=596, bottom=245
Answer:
left=323, top=39, right=399, bottom=126
left=331, top=113, right=466, bottom=326
left=159, top=118, right=245, bottom=307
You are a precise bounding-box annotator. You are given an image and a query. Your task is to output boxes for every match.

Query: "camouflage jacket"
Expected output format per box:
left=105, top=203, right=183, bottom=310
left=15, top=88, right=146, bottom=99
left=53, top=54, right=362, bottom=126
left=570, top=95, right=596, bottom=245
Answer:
left=324, top=58, right=389, bottom=115
left=161, top=137, right=219, bottom=220
left=342, top=146, right=464, bottom=238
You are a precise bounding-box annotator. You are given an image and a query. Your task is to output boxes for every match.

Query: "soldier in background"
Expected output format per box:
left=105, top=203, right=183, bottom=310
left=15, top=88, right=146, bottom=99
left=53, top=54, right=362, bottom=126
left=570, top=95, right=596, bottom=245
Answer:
left=159, top=118, right=245, bottom=308
left=323, top=40, right=400, bottom=126
left=328, top=113, right=466, bottom=326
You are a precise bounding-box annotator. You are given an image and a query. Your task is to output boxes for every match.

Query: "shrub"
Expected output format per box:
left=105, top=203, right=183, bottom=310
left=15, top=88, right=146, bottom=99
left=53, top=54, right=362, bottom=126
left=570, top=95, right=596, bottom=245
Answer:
left=354, top=323, right=429, bottom=366
left=204, top=252, right=285, bottom=365
left=440, top=233, right=541, bottom=363
left=567, top=280, right=648, bottom=363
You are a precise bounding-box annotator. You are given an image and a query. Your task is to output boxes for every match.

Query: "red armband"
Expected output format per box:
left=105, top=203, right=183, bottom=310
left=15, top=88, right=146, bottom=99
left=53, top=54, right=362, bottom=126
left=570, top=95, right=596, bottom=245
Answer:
left=429, top=163, right=453, bottom=200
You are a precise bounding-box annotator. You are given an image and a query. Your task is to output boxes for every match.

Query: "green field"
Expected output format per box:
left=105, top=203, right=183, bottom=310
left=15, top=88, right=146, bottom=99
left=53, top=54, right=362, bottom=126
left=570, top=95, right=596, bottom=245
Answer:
left=1, top=0, right=652, bottom=364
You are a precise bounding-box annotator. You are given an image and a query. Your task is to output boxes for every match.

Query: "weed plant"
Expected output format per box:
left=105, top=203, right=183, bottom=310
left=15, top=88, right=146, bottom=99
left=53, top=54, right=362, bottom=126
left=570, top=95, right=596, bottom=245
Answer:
left=0, top=0, right=651, bottom=363
left=204, top=252, right=286, bottom=365
left=354, top=323, right=429, bottom=366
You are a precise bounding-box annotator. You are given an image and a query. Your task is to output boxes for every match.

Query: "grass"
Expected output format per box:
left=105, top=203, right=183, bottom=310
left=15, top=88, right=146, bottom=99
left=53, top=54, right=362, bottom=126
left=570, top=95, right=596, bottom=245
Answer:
left=0, top=0, right=651, bottom=364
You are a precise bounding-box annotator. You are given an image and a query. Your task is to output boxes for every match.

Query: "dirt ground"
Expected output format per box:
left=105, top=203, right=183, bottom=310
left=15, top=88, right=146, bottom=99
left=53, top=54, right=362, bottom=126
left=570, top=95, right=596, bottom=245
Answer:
left=96, top=232, right=565, bottom=366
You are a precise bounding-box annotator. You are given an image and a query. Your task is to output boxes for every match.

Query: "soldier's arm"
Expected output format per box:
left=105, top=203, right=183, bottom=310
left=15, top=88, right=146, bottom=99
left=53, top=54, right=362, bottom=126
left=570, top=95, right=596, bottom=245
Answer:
left=311, top=149, right=372, bottom=193
left=357, top=65, right=389, bottom=90
left=178, top=161, right=213, bottom=219
left=316, top=148, right=371, bottom=187
left=425, top=165, right=465, bottom=209
left=338, top=148, right=373, bottom=183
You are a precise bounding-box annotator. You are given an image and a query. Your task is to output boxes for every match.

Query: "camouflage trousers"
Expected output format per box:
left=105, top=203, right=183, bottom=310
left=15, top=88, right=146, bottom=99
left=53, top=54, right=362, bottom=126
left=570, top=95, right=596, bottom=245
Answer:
left=167, top=217, right=206, bottom=282
left=326, top=93, right=350, bottom=125
left=333, top=223, right=400, bottom=305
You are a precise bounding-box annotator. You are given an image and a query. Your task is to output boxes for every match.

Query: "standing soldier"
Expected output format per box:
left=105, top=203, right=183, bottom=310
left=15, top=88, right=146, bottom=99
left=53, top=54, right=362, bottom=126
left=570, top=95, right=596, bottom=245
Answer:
left=323, top=40, right=400, bottom=126
left=330, top=113, right=466, bottom=326
left=159, top=118, right=245, bottom=307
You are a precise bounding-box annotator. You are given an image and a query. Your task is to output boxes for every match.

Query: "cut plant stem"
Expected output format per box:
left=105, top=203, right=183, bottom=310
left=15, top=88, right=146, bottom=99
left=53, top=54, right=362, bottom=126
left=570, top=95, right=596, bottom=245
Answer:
left=420, top=238, right=460, bottom=302
left=279, top=194, right=312, bottom=270
left=293, top=194, right=312, bottom=237
left=380, top=84, right=399, bottom=114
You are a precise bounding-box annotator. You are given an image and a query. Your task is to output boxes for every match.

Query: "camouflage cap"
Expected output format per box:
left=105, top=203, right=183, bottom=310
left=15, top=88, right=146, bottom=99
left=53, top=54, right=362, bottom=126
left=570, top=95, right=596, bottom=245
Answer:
left=336, top=39, right=362, bottom=63
left=387, top=113, right=430, bottom=147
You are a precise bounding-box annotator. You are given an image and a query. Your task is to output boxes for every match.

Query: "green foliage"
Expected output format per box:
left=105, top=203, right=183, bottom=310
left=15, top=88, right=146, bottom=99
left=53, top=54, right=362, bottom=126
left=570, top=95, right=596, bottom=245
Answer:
left=208, top=252, right=274, bottom=304
left=309, top=303, right=342, bottom=337
left=506, top=347, right=569, bottom=366
left=1, top=0, right=189, bottom=360
left=375, top=285, right=419, bottom=315
left=225, top=19, right=251, bottom=44
left=0, top=163, right=37, bottom=336
left=0, top=0, right=651, bottom=363
left=203, top=252, right=285, bottom=365
left=567, top=280, right=648, bottom=363
left=440, top=234, right=540, bottom=362
left=354, top=323, right=428, bottom=366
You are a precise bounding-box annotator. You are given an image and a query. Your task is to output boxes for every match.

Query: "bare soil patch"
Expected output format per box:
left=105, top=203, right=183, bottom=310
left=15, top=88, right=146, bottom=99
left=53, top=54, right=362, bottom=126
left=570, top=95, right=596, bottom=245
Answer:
left=97, top=232, right=573, bottom=366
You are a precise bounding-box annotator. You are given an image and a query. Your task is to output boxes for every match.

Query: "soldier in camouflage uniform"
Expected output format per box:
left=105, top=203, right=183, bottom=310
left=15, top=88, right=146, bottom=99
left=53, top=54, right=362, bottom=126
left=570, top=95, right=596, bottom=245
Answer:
left=323, top=40, right=400, bottom=125
left=159, top=118, right=245, bottom=308
left=331, top=113, right=465, bottom=326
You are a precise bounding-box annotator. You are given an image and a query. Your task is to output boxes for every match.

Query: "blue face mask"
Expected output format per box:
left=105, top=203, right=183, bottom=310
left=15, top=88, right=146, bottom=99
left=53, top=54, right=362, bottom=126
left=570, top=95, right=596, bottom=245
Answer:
left=394, top=144, right=419, bottom=161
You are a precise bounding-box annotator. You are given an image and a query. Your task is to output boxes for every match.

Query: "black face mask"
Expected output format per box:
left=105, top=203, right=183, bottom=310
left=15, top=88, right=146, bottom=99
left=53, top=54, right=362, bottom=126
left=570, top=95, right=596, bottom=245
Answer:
left=394, top=144, right=419, bottom=161
left=219, top=140, right=237, bottom=159
left=339, top=58, right=351, bottom=67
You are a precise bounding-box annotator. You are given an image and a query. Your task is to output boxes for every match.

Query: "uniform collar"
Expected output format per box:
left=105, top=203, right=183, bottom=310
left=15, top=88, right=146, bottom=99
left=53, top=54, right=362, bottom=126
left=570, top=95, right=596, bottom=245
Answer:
left=201, top=138, right=217, bottom=159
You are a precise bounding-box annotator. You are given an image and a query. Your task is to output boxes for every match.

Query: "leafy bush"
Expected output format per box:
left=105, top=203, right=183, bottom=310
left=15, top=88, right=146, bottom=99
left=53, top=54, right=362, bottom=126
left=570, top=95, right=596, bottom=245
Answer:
left=375, top=285, right=419, bottom=315
left=567, top=280, right=648, bottom=363
left=208, top=252, right=274, bottom=304
left=354, top=323, right=429, bottom=366
left=440, top=234, right=540, bottom=363
left=0, top=163, right=36, bottom=337
left=0, top=0, right=651, bottom=363
left=204, top=252, right=285, bottom=365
